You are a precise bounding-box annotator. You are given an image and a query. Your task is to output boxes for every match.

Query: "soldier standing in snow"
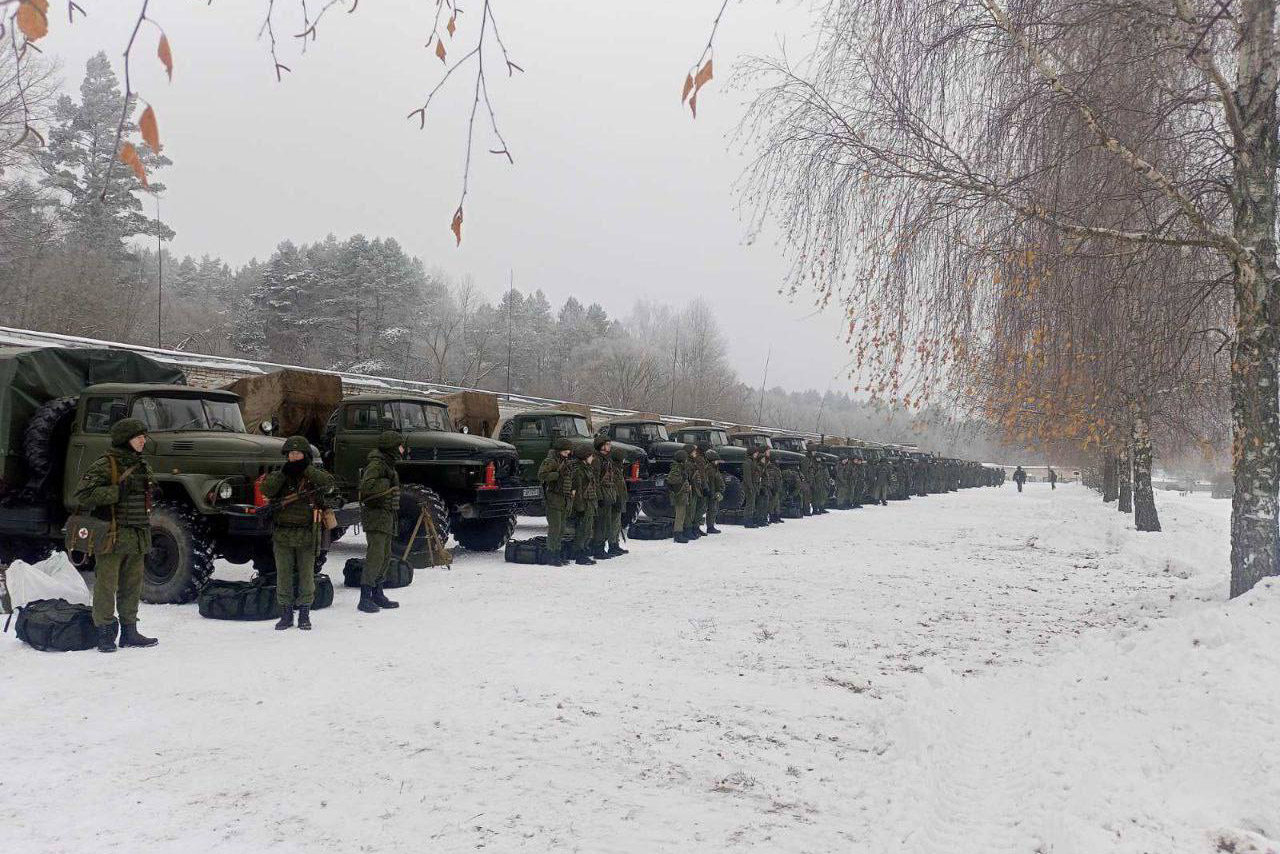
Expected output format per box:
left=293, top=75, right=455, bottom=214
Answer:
left=262, top=436, right=337, bottom=630
left=1048, top=466, right=1058, bottom=490
left=741, top=446, right=762, bottom=528
left=667, top=448, right=693, bottom=543
left=704, top=449, right=725, bottom=534
left=73, top=417, right=159, bottom=653
left=357, top=430, right=405, bottom=613
left=606, top=447, right=630, bottom=556
left=569, top=445, right=599, bottom=565
left=1013, top=465, right=1027, bottom=492
left=590, top=436, right=617, bottom=560
left=538, top=438, right=574, bottom=566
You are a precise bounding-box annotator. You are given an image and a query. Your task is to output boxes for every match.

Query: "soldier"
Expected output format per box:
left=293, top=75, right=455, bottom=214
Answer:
left=357, top=430, right=406, bottom=612
left=873, top=455, right=890, bottom=506
left=1013, top=465, right=1027, bottom=492
left=538, top=438, right=574, bottom=566
left=741, top=446, right=762, bottom=528
left=667, top=448, right=693, bottom=543
left=570, top=445, right=599, bottom=565
left=704, top=449, right=725, bottom=534
left=851, top=456, right=865, bottom=508
left=782, top=466, right=802, bottom=517
left=73, top=417, right=159, bottom=653
left=606, top=447, right=630, bottom=556
left=835, top=457, right=853, bottom=508
left=590, top=436, right=617, bottom=560
left=1048, top=466, right=1058, bottom=490
left=765, top=449, right=784, bottom=523
left=262, top=436, right=337, bottom=630
left=799, top=450, right=815, bottom=515
left=687, top=443, right=709, bottom=539
left=809, top=450, right=831, bottom=514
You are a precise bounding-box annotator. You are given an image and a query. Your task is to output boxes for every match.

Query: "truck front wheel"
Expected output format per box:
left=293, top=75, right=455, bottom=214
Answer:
left=143, top=501, right=215, bottom=604
left=452, top=514, right=517, bottom=551
left=394, top=485, right=451, bottom=566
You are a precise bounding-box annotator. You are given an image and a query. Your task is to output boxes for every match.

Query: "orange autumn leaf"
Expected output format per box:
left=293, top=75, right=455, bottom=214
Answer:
left=450, top=207, right=463, bottom=246
left=689, top=92, right=698, bottom=119
left=119, top=142, right=148, bottom=188
left=140, top=105, right=161, bottom=153
left=16, top=0, right=49, bottom=42
left=158, top=34, right=174, bottom=80
left=681, top=73, right=694, bottom=104
left=694, top=58, right=713, bottom=91
left=447, top=13, right=457, bottom=36
left=435, top=38, right=447, bottom=63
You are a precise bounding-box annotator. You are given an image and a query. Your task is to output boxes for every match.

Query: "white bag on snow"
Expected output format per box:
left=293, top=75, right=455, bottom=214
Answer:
left=6, top=555, right=92, bottom=608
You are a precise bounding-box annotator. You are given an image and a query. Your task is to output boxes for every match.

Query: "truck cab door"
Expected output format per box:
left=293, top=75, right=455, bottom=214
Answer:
left=511, top=417, right=550, bottom=484
left=63, top=396, right=123, bottom=507
left=333, top=402, right=385, bottom=490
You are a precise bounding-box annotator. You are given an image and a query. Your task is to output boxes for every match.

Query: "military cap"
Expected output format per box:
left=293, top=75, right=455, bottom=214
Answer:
left=553, top=438, right=573, bottom=452
left=377, top=430, right=405, bottom=453
left=574, top=445, right=593, bottom=460
left=594, top=435, right=611, bottom=451
left=110, top=417, right=147, bottom=447
left=282, top=435, right=312, bottom=455
left=674, top=449, right=688, bottom=462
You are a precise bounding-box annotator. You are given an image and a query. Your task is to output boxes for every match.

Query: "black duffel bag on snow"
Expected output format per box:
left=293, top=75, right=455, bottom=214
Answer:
left=198, top=573, right=334, bottom=620
left=6, top=598, right=98, bottom=652
left=504, top=536, right=548, bottom=565
left=628, top=518, right=673, bottom=540
left=342, top=557, right=415, bottom=589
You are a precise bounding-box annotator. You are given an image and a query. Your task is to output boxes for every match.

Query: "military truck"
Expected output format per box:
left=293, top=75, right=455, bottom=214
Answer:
left=497, top=409, right=651, bottom=527
left=320, top=394, right=529, bottom=552
left=594, top=418, right=685, bottom=477
left=0, top=346, right=337, bottom=604
left=665, top=423, right=747, bottom=520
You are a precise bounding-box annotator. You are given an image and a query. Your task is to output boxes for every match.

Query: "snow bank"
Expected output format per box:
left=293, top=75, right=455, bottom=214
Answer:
left=0, top=484, right=1275, bottom=853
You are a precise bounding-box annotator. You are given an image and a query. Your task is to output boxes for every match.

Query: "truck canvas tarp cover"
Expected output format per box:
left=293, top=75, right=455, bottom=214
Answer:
left=0, top=346, right=186, bottom=486
left=223, top=369, right=343, bottom=444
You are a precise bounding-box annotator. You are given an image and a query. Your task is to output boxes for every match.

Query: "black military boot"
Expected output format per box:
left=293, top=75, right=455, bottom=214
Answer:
left=608, top=541, right=629, bottom=556
left=96, top=620, right=118, bottom=654
left=706, top=524, right=721, bottom=534
left=743, top=519, right=757, bottom=529
left=547, top=547, right=567, bottom=567
left=592, top=544, right=614, bottom=560
left=357, top=586, right=381, bottom=614
left=297, top=606, right=312, bottom=630
left=118, top=623, right=158, bottom=648
left=575, top=549, right=597, bottom=566
left=372, top=584, right=400, bottom=609
left=275, top=607, right=295, bottom=630
left=686, top=528, right=700, bottom=540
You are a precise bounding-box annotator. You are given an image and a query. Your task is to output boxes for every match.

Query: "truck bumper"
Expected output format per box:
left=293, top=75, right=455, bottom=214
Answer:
left=626, top=477, right=663, bottom=503
left=457, top=485, right=539, bottom=519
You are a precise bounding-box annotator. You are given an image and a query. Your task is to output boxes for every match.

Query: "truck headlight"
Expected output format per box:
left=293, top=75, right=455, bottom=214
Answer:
left=217, top=482, right=234, bottom=500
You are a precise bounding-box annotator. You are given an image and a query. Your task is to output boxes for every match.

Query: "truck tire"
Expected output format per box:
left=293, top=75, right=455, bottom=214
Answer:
left=394, top=484, right=450, bottom=558
left=143, top=501, right=215, bottom=604
left=452, top=513, right=517, bottom=552
left=22, top=396, right=78, bottom=494
left=719, top=474, right=744, bottom=512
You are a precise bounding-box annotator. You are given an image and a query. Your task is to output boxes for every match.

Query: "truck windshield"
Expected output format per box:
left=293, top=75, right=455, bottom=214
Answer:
left=635, top=423, right=669, bottom=442
left=774, top=439, right=806, bottom=452
left=393, top=402, right=451, bottom=432
left=677, top=430, right=727, bottom=446
left=131, top=396, right=247, bottom=432
left=545, top=416, right=590, bottom=438
left=733, top=436, right=771, bottom=450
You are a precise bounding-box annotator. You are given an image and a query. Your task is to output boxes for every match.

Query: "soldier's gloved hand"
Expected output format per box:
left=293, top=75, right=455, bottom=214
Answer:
left=715, top=492, right=724, bottom=502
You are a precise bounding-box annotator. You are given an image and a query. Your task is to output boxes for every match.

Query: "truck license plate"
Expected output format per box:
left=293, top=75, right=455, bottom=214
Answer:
left=655, top=477, right=665, bottom=488
left=523, top=487, right=542, bottom=498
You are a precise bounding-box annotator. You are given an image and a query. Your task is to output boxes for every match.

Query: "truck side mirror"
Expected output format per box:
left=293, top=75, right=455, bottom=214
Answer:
left=260, top=420, right=275, bottom=434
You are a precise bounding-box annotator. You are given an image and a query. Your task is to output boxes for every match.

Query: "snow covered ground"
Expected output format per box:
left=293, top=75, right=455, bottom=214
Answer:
left=2, top=484, right=1277, bottom=854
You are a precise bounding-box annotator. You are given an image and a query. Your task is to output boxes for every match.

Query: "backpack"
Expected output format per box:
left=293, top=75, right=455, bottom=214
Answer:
left=197, top=574, right=334, bottom=621
left=504, top=536, right=548, bottom=565
left=628, top=518, right=673, bottom=540
left=342, top=557, right=415, bottom=589
left=6, top=598, right=97, bottom=652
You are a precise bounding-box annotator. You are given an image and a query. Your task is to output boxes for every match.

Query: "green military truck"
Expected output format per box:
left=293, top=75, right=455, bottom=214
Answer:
left=593, top=418, right=687, bottom=521
left=497, top=409, right=650, bottom=527
left=320, top=394, right=529, bottom=552
left=0, top=346, right=340, bottom=604
left=666, top=423, right=747, bottom=520
left=730, top=432, right=810, bottom=515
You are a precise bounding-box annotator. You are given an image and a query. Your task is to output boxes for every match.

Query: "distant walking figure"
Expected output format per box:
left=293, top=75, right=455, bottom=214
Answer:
left=1013, top=466, right=1027, bottom=493
left=1048, top=466, right=1057, bottom=490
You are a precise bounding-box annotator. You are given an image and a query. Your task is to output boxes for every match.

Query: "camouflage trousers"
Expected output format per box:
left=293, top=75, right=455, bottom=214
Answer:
left=273, top=540, right=317, bottom=607
left=593, top=500, right=622, bottom=547
left=689, top=493, right=706, bottom=530
left=705, top=495, right=720, bottom=528
left=545, top=496, right=568, bottom=553
left=755, top=489, right=771, bottom=523
left=671, top=491, right=689, bottom=533
left=361, top=530, right=392, bottom=586
left=92, top=552, right=144, bottom=627
left=572, top=505, right=596, bottom=555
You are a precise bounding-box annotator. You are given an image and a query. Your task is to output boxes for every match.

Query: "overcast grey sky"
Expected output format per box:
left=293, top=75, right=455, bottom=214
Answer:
left=44, top=1, right=851, bottom=392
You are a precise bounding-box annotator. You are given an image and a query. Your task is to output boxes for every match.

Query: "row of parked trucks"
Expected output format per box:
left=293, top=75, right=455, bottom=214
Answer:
left=0, top=346, right=950, bottom=605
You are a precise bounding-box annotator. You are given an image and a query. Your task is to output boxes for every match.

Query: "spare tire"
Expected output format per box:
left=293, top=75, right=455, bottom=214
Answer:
left=22, top=396, right=78, bottom=495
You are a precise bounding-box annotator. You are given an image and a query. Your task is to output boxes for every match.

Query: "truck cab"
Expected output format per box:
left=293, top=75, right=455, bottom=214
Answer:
left=729, top=432, right=806, bottom=468
left=596, top=419, right=685, bottom=475
left=323, top=394, right=527, bottom=552
left=498, top=409, right=652, bottom=522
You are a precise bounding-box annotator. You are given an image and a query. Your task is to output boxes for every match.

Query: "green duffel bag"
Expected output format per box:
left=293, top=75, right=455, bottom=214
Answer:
left=342, top=558, right=414, bottom=589
left=198, top=574, right=334, bottom=620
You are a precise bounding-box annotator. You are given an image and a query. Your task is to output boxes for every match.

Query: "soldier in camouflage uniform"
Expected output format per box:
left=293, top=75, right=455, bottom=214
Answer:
left=606, top=446, right=630, bottom=556
left=741, top=446, right=762, bottom=528
left=686, top=443, right=708, bottom=539
left=589, top=437, right=617, bottom=560
left=835, top=457, right=853, bottom=508
left=262, top=436, right=337, bottom=630
left=808, top=450, right=831, bottom=514
left=704, top=449, right=725, bottom=534
left=872, top=455, right=890, bottom=505
left=73, top=417, right=159, bottom=653
left=570, top=445, right=599, bottom=565
left=538, top=438, right=574, bottom=566
left=765, top=449, right=784, bottom=523
left=667, top=448, right=693, bottom=543
left=850, top=457, right=866, bottom=508
left=357, top=430, right=405, bottom=613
